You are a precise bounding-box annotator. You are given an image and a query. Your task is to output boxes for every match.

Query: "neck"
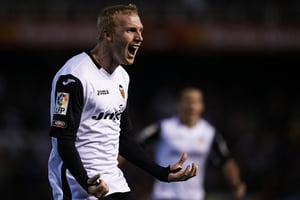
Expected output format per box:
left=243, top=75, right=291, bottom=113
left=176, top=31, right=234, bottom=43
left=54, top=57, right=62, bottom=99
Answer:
left=90, top=43, right=118, bottom=74
left=180, top=117, right=199, bottom=128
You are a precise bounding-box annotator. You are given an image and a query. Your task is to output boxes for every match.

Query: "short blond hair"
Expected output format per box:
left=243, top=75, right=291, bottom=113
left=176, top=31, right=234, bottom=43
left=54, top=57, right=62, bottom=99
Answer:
left=97, top=4, right=139, bottom=41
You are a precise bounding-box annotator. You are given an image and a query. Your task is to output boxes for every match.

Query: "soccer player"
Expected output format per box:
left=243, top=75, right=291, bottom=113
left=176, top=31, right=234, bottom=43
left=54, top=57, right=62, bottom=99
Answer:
left=47, top=4, right=198, bottom=200
left=136, top=86, right=247, bottom=200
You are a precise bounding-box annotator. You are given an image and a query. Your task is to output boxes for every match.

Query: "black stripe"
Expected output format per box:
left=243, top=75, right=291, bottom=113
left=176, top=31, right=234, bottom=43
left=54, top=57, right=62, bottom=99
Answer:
left=50, top=74, right=84, bottom=141
left=86, top=51, right=102, bottom=70
left=61, top=163, right=72, bottom=200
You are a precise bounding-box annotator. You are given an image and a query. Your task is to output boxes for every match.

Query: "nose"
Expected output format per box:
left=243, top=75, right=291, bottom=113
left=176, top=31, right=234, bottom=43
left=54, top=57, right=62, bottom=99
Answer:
left=134, top=32, right=143, bottom=43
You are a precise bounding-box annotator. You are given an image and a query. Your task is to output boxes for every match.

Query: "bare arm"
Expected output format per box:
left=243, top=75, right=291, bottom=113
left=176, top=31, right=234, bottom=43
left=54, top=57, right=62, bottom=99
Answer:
left=209, top=131, right=246, bottom=198
left=222, top=159, right=247, bottom=199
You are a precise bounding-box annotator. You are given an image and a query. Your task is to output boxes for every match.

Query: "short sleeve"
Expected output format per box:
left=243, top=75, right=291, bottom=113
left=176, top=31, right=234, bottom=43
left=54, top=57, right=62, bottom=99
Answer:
left=209, top=130, right=231, bottom=167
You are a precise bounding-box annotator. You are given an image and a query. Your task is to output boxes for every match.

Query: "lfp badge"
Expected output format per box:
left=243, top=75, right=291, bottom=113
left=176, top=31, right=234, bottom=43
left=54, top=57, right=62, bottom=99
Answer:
left=55, top=92, right=69, bottom=115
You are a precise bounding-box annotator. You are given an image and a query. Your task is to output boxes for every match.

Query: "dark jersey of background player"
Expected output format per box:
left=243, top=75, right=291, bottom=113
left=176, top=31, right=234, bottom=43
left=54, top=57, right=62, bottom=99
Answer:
left=136, top=86, right=247, bottom=200
left=47, top=4, right=198, bottom=200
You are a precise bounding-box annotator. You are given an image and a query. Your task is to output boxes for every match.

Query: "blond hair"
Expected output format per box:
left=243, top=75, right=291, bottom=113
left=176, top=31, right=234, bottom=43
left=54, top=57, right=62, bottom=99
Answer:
left=97, top=4, right=138, bottom=41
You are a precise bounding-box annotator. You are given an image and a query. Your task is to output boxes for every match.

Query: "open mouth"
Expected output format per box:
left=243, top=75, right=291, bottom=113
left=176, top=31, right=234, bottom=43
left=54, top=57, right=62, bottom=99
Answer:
left=128, top=46, right=138, bottom=57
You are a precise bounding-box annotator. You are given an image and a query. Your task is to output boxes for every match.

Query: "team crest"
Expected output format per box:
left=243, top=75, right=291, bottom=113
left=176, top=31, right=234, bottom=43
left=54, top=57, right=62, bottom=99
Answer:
left=198, top=137, right=205, bottom=145
left=55, top=92, right=69, bottom=115
left=119, top=84, right=125, bottom=99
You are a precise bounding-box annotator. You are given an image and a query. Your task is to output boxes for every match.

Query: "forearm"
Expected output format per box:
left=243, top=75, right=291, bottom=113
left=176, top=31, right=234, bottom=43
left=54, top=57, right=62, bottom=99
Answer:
left=223, top=159, right=247, bottom=198
left=119, top=134, right=170, bottom=182
left=57, top=138, right=89, bottom=191
left=222, top=159, right=242, bottom=187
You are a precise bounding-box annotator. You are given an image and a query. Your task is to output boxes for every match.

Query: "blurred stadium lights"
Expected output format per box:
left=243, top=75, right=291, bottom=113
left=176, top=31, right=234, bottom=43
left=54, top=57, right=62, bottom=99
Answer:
left=0, top=0, right=300, bottom=52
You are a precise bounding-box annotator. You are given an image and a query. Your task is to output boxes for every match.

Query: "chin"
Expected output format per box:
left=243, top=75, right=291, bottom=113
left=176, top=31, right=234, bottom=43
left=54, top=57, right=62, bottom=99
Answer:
left=124, top=58, right=135, bottom=65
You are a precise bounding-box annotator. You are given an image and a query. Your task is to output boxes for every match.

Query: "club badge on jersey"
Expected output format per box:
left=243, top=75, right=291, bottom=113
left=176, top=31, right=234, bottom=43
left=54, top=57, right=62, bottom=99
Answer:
left=119, top=84, right=125, bottom=99
left=55, top=92, right=69, bottom=115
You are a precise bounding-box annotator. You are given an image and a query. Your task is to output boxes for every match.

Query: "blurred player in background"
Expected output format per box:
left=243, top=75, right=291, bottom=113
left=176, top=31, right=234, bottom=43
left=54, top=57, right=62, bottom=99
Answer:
left=136, top=86, right=247, bottom=200
left=47, top=4, right=198, bottom=200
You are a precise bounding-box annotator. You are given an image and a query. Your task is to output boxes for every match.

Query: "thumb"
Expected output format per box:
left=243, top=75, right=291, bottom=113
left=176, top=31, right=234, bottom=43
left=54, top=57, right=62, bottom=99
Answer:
left=87, top=174, right=100, bottom=184
left=177, top=152, right=187, bottom=166
left=171, top=152, right=187, bottom=171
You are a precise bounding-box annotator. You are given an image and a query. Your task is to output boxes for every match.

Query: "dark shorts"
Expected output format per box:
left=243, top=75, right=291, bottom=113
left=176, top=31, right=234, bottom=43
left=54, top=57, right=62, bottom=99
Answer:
left=101, top=192, right=132, bottom=200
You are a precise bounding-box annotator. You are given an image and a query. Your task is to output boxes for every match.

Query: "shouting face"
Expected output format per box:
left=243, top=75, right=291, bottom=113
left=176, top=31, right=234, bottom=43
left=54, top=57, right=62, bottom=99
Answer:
left=110, top=13, right=143, bottom=65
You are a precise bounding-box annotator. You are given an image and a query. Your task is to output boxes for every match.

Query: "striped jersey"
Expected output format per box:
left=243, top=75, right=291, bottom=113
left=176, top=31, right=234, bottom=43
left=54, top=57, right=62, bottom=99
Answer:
left=48, top=52, right=131, bottom=199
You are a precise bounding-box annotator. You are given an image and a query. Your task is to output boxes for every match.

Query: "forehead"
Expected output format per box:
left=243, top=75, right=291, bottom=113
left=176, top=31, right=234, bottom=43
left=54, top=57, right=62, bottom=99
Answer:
left=182, top=89, right=202, bottom=99
left=115, top=13, right=143, bottom=28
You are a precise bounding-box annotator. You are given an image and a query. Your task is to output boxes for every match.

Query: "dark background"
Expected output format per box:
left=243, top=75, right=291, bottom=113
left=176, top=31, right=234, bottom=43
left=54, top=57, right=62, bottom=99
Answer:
left=0, top=0, right=300, bottom=199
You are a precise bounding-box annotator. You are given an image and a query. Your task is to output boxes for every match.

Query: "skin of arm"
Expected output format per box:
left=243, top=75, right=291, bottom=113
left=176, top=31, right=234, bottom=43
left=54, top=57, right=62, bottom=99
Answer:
left=222, top=158, right=247, bottom=199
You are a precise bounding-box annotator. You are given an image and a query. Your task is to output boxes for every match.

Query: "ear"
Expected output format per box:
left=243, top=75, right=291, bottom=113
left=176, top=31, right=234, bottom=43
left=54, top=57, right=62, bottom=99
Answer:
left=103, top=31, right=112, bottom=41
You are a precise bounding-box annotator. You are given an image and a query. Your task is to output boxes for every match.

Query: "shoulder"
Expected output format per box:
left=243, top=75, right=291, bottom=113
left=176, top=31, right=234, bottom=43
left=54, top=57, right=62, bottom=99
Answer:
left=201, top=118, right=213, bottom=126
left=199, top=118, right=216, bottom=133
left=55, top=52, right=90, bottom=77
left=116, top=65, right=130, bottom=82
left=54, top=52, right=97, bottom=86
left=64, top=52, right=90, bottom=70
left=160, top=116, right=179, bottom=127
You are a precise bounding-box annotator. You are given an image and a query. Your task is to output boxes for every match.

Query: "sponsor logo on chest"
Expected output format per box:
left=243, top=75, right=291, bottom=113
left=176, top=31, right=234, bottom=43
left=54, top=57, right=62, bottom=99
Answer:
left=92, top=104, right=125, bottom=121
left=97, top=90, right=109, bottom=95
left=92, top=84, right=126, bottom=121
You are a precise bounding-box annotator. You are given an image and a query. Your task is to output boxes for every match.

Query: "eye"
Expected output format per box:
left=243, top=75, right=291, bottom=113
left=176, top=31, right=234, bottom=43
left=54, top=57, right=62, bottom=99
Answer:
left=127, top=28, right=136, bottom=33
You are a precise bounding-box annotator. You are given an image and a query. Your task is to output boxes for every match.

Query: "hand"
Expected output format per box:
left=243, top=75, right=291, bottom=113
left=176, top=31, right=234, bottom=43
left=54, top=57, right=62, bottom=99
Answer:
left=87, top=174, right=109, bottom=199
left=233, top=181, right=247, bottom=199
left=167, top=152, right=198, bottom=182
